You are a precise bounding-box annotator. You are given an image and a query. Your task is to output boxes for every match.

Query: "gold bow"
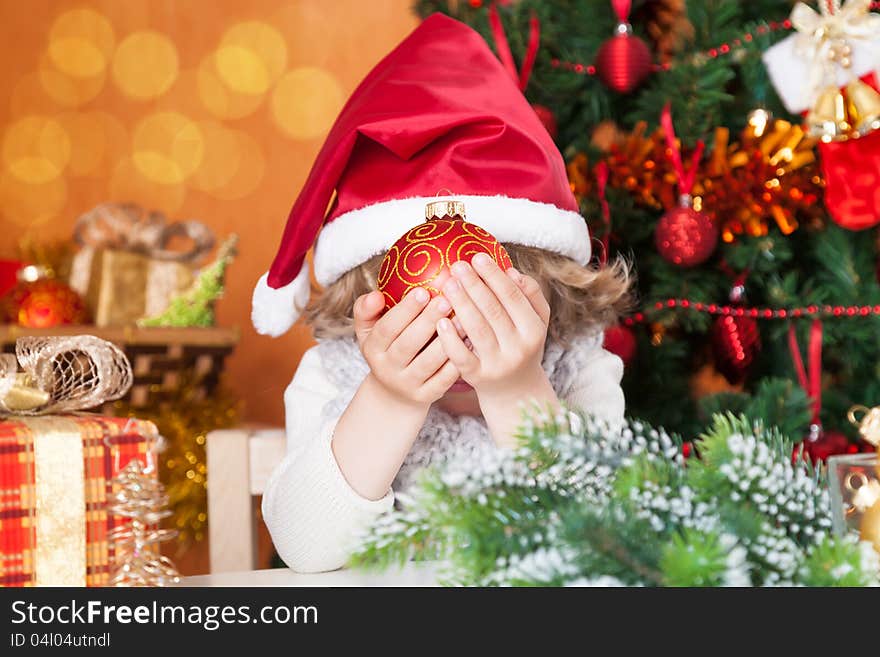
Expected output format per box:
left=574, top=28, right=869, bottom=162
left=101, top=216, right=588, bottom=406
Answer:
left=791, top=0, right=880, bottom=98
left=0, top=336, right=133, bottom=415
left=74, top=203, right=215, bottom=264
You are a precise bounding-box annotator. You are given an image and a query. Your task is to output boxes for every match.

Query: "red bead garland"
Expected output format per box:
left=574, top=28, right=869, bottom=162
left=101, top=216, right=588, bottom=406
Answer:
left=621, top=299, right=880, bottom=326
left=545, top=5, right=880, bottom=80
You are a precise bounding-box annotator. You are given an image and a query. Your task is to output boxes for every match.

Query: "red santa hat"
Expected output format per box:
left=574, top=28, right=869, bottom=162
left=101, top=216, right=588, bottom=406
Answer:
left=252, top=13, right=589, bottom=337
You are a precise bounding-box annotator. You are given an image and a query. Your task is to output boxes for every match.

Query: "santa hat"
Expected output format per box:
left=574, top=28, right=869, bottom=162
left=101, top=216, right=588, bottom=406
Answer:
left=252, top=13, right=589, bottom=337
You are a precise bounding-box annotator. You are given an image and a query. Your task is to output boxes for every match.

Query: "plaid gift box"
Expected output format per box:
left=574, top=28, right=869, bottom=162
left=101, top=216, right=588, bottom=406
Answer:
left=0, top=415, right=158, bottom=587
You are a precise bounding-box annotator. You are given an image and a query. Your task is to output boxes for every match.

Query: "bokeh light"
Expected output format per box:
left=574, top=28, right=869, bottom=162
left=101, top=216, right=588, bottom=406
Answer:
left=2, top=115, right=71, bottom=184
left=109, top=157, right=186, bottom=216
left=0, top=171, right=68, bottom=228
left=215, top=21, right=287, bottom=95
left=38, top=52, right=105, bottom=108
left=47, top=8, right=115, bottom=78
left=132, top=112, right=204, bottom=185
left=112, top=31, right=179, bottom=100
left=196, top=55, right=265, bottom=120
left=271, top=67, right=343, bottom=140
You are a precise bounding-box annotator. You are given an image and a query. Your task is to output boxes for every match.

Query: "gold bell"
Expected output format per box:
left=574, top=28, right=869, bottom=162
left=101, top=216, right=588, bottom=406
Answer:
left=807, top=85, right=851, bottom=142
left=845, top=79, right=880, bottom=136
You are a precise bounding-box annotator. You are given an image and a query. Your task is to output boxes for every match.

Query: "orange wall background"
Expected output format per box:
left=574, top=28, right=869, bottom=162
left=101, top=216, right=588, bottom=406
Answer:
left=0, top=0, right=419, bottom=425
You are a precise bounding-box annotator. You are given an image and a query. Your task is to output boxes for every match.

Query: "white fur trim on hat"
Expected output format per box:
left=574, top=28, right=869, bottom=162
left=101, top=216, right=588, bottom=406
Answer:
left=252, top=266, right=311, bottom=337
left=313, top=195, right=589, bottom=286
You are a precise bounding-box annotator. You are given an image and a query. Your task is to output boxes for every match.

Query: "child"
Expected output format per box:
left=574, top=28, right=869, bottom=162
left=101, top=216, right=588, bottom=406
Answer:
left=252, top=14, right=630, bottom=573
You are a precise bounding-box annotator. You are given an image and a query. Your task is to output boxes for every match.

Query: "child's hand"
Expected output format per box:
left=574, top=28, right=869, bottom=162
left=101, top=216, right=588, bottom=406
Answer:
left=354, top=288, right=461, bottom=407
left=435, top=253, right=551, bottom=395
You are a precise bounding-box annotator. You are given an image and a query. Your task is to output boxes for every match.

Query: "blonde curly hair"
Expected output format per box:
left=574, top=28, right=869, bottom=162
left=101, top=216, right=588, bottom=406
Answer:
left=304, top=244, right=633, bottom=345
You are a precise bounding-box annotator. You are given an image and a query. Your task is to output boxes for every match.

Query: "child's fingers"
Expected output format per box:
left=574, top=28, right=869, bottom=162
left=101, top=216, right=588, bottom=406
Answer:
left=470, top=254, right=537, bottom=331
left=405, top=336, right=448, bottom=382
left=450, top=260, right=517, bottom=342
left=368, top=287, right=430, bottom=351
left=389, top=295, right=452, bottom=365
left=352, top=291, right=385, bottom=343
left=516, top=274, right=551, bottom=326
left=441, top=276, right=497, bottom=355
left=425, top=359, right=461, bottom=397
left=436, top=317, right=479, bottom=373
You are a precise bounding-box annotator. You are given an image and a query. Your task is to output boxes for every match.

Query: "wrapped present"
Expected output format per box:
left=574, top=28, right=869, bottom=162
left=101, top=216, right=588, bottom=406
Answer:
left=68, top=203, right=214, bottom=326
left=762, top=0, right=880, bottom=114
left=0, top=334, right=157, bottom=587
left=0, top=415, right=158, bottom=587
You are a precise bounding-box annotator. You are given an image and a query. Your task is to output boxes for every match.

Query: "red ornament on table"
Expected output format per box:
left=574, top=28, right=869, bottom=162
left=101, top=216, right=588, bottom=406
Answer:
left=377, top=200, right=513, bottom=311
left=595, top=0, right=653, bottom=94
left=1, top=266, right=89, bottom=328
left=603, top=324, right=637, bottom=367
left=654, top=104, right=717, bottom=266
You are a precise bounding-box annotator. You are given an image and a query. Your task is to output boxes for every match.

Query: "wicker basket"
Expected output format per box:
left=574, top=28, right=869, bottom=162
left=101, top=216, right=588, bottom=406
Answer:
left=0, top=325, right=239, bottom=413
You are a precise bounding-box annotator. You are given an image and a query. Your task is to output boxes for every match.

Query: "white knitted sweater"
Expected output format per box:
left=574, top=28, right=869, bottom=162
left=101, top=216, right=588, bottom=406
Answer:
left=262, top=331, right=625, bottom=573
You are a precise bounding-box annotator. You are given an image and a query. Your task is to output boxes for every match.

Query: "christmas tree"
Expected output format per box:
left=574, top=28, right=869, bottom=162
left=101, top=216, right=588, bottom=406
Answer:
left=417, top=0, right=880, bottom=454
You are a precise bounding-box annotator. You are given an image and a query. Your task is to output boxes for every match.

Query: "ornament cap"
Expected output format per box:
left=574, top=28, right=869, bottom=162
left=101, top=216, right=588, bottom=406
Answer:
left=425, top=199, right=466, bottom=220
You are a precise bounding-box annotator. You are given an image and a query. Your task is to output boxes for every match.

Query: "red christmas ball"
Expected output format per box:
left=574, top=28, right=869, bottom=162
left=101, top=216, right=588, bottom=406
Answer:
left=377, top=215, right=513, bottom=311
left=532, top=104, right=558, bottom=139
left=799, top=429, right=853, bottom=464
left=1, top=278, right=89, bottom=328
left=711, top=315, right=760, bottom=384
left=595, top=30, right=653, bottom=94
left=655, top=205, right=718, bottom=267
left=603, top=324, right=637, bottom=366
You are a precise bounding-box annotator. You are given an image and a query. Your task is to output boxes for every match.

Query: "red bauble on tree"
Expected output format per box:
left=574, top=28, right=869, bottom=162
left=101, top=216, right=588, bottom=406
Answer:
left=799, top=429, right=857, bottom=464
left=595, top=0, right=653, bottom=94
left=603, top=324, right=637, bottom=366
left=655, top=200, right=718, bottom=267
left=377, top=200, right=512, bottom=311
left=532, top=104, right=558, bottom=139
left=654, top=105, right=716, bottom=266
left=711, top=315, right=760, bottom=384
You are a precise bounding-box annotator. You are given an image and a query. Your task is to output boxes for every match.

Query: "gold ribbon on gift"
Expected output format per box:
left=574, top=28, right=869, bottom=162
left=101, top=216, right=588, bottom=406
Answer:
left=0, top=335, right=133, bottom=415
left=73, top=203, right=215, bottom=263
left=25, top=416, right=88, bottom=586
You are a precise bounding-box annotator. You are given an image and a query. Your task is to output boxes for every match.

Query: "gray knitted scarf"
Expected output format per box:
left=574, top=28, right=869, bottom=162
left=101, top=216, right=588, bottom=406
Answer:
left=316, top=331, right=602, bottom=492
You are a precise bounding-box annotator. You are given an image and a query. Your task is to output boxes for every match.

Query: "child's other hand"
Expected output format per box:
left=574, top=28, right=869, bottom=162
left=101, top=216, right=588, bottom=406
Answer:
left=435, top=253, right=552, bottom=401
left=353, top=288, right=460, bottom=407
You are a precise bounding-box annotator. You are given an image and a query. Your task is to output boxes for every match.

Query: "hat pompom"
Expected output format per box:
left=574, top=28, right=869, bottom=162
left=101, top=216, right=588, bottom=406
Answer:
left=251, top=267, right=311, bottom=337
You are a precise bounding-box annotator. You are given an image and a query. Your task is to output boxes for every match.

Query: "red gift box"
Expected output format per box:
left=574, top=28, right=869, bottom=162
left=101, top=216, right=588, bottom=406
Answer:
left=0, top=415, right=158, bottom=587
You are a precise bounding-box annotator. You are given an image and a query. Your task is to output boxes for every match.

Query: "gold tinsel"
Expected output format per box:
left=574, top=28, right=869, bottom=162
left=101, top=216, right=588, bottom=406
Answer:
left=114, top=375, right=240, bottom=547
left=570, top=117, right=826, bottom=243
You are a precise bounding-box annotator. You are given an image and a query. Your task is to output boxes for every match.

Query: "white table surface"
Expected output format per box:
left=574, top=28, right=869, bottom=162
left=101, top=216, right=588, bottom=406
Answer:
left=179, top=562, right=439, bottom=587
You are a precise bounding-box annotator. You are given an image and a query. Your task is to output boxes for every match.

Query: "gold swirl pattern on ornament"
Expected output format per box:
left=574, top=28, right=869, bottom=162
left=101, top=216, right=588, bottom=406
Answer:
left=404, top=219, right=455, bottom=244
left=377, top=244, right=399, bottom=288
left=445, top=233, right=495, bottom=265
left=460, top=220, right=497, bottom=244
left=396, top=241, right=445, bottom=285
